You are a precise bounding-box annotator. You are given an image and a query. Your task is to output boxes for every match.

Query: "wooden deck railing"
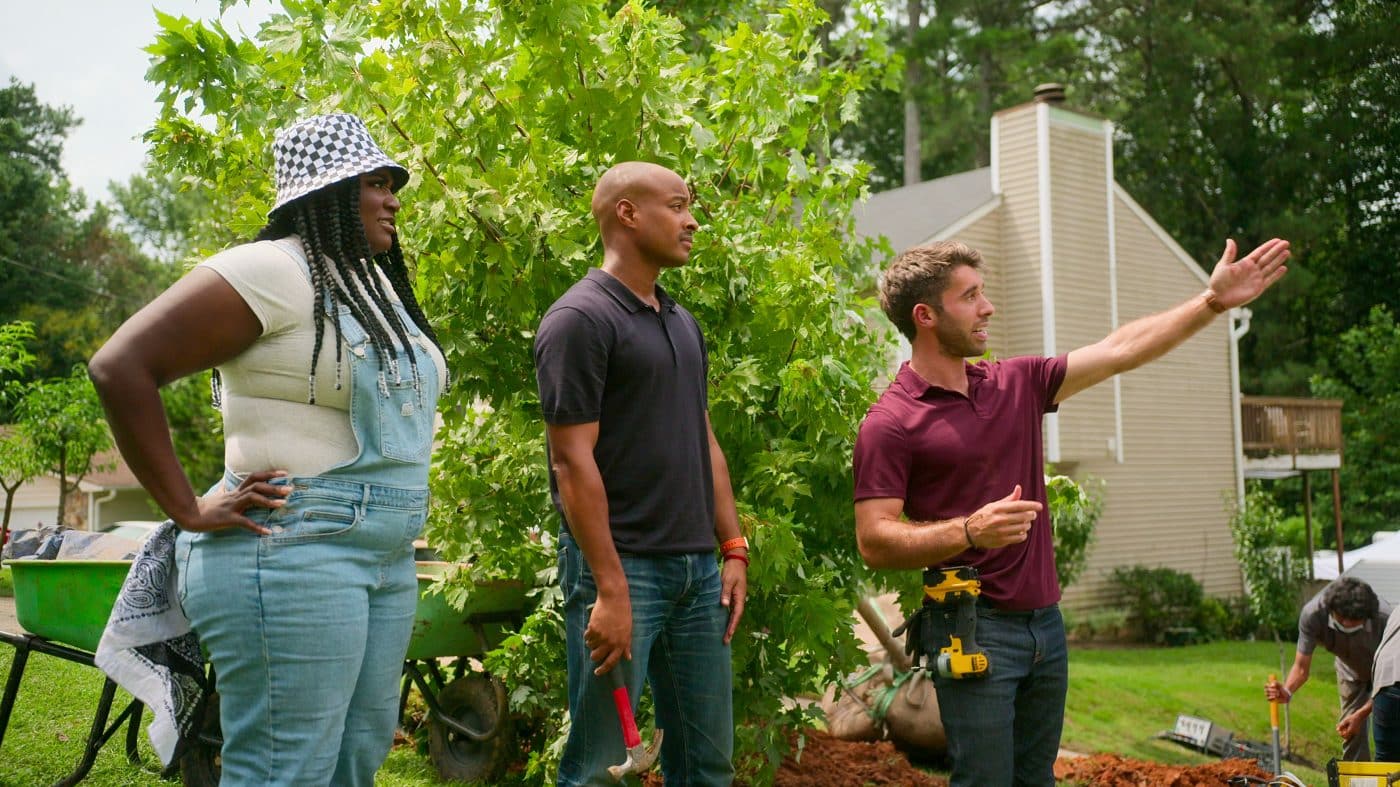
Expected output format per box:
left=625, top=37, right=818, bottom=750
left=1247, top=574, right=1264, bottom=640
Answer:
left=1241, top=396, right=1343, bottom=458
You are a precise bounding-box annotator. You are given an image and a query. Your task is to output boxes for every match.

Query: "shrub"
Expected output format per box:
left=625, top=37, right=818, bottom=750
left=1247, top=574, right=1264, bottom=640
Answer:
left=1048, top=474, right=1104, bottom=589
left=1230, top=485, right=1307, bottom=638
left=1109, top=565, right=1210, bottom=644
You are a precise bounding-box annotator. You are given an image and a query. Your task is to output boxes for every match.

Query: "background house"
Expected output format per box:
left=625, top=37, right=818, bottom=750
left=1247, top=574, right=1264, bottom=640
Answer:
left=854, top=86, right=1251, bottom=607
left=6, top=447, right=154, bottom=532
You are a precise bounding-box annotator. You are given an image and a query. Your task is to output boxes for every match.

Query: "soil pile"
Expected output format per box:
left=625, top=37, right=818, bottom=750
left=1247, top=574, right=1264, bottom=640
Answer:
left=641, top=730, right=945, bottom=787
left=769, top=731, right=947, bottom=787
left=638, top=732, right=1274, bottom=786
left=1054, top=753, right=1274, bottom=786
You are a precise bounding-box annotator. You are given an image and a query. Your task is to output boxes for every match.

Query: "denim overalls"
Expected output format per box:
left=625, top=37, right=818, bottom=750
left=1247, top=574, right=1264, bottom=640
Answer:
left=175, top=291, right=440, bottom=786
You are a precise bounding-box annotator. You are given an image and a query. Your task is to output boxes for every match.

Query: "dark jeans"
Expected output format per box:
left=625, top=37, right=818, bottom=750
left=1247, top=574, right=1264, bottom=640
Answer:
left=928, top=603, right=1068, bottom=787
left=556, top=532, right=734, bottom=787
left=1374, top=684, right=1400, bottom=762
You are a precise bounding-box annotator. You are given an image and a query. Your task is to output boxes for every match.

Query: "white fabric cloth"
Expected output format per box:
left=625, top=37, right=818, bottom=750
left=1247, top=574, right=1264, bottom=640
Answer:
left=1373, top=608, right=1400, bottom=697
left=94, top=522, right=206, bottom=765
left=198, top=236, right=446, bottom=476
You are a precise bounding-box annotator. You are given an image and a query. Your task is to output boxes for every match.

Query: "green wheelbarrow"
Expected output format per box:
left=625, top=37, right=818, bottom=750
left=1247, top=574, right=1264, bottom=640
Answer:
left=0, top=559, right=143, bottom=787
left=1, top=558, right=531, bottom=785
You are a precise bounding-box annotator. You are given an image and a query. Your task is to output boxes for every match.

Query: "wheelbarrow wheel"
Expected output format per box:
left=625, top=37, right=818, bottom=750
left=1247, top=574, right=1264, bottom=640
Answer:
left=179, top=691, right=221, bottom=787
left=428, top=673, right=512, bottom=783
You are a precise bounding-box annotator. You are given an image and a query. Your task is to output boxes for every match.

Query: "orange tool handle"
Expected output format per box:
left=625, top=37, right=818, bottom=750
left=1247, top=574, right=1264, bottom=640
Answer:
left=1269, top=672, right=1280, bottom=728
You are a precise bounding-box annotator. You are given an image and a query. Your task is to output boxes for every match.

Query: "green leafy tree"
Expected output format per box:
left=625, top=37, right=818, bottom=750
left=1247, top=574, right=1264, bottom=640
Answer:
left=160, top=373, right=225, bottom=492
left=11, top=367, right=113, bottom=529
left=110, top=164, right=230, bottom=266
left=1310, top=306, right=1400, bottom=545
left=0, top=79, right=95, bottom=326
left=1047, top=474, right=1103, bottom=589
left=0, top=429, right=44, bottom=547
left=1, top=321, right=44, bottom=546
left=1230, top=484, right=1306, bottom=639
left=145, top=0, right=894, bottom=780
left=839, top=0, right=1086, bottom=189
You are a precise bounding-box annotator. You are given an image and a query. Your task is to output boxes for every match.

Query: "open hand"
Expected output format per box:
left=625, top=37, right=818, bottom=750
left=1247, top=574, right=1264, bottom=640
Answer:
left=179, top=469, right=292, bottom=535
left=1206, top=238, right=1290, bottom=311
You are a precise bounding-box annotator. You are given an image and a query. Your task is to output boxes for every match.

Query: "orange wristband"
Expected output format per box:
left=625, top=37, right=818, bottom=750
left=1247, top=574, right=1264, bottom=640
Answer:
left=723, top=551, right=749, bottom=567
left=720, top=536, right=748, bottom=553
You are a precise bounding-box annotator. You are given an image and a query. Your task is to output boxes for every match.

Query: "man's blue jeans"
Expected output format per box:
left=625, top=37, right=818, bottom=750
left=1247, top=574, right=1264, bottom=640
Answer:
left=1373, top=683, right=1400, bottom=761
left=927, top=603, right=1068, bottom=786
left=556, top=532, right=734, bottom=787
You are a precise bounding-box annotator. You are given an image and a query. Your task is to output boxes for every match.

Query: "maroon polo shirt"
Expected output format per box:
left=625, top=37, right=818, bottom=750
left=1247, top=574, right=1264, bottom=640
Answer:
left=853, top=356, right=1068, bottom=610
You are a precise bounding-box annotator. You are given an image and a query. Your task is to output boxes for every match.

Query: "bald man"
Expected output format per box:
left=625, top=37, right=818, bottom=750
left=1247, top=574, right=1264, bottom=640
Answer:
left=534, top=162, right=746, bottom=786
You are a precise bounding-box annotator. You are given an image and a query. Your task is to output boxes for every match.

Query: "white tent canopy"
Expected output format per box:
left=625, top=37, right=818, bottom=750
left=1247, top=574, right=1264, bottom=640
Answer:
left=1313, top=532, right=1400, bottom=605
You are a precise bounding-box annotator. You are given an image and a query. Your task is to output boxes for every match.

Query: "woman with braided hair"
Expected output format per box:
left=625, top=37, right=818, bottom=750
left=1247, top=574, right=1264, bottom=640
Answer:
left=89, top=113, right=445, bottom=785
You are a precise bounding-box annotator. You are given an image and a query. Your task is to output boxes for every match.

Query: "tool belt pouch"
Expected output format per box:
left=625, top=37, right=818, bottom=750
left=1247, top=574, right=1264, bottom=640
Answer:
left=891, top=603, right=939, bottom=672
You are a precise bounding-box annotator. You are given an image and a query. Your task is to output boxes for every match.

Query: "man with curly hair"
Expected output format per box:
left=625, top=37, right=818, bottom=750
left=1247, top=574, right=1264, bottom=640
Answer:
left=1267, top=577, right=1394, bottom=761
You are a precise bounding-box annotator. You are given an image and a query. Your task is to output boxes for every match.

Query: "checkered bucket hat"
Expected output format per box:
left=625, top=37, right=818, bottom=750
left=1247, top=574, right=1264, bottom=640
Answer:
left=270, top=113, right=409, bottom=213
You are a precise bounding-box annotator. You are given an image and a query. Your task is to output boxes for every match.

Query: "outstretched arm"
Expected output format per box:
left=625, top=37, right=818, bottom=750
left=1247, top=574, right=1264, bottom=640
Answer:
left=1056, top=238, right=1290, bottom=403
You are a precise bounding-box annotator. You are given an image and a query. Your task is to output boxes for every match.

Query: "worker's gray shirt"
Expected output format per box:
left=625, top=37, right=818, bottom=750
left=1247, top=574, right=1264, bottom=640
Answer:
left=1297, top=587, right=1393, bottom=684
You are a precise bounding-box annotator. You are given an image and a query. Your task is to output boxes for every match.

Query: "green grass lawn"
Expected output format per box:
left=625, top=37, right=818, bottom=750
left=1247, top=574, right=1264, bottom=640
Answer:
left=0, top=647, right=465, bottom=786
left=0, top=639, right=1352, bottom=785
left=1064, top=640, right=1344, bottom=785
left=0, top=566, right=13, bottom=597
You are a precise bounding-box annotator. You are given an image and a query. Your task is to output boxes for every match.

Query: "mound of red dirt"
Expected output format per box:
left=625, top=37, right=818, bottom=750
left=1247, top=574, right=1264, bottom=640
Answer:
left=1054, top=753, right=1274, bottom=786
left=641, top=730, right=944, bottom=786
left=641, top=731, right=1275, bottom=785
left=769, top=731, right=947, bottom=787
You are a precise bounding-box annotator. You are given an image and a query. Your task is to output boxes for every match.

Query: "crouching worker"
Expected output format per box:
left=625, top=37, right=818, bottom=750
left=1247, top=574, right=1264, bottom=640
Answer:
left=1266, top=577, right=1393, bottom=761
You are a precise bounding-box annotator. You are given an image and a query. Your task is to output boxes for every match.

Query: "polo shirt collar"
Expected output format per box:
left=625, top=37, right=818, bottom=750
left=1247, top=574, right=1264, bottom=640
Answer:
left=587, top=268, right=676, bottom=313
left=895, top=359, right=987, bottom=399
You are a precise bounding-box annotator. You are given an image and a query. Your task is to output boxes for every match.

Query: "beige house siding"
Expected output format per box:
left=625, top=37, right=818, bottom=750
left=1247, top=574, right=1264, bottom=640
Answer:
left=992, top=106, right=1044, bottom=358
left=1061, top=194, right=1242, bottom=606
left=1046, top=117, right=1117, bottom=466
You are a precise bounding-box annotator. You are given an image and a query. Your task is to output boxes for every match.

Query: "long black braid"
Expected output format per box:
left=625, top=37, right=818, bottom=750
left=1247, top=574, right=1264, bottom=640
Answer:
left=228, top=176, right=442, bottom=406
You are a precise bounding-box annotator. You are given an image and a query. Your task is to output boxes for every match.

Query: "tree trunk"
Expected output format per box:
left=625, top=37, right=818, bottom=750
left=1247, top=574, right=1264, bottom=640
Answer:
left=903, top=0, right=924, bottom=186
left=1, top=482, right=16, bottom=552
left=56, top=440, right=67, bottom=528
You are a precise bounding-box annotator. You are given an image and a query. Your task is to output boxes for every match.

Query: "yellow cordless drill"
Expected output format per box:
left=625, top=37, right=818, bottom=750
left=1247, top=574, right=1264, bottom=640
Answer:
left=921, top=566, right=990, bottom=679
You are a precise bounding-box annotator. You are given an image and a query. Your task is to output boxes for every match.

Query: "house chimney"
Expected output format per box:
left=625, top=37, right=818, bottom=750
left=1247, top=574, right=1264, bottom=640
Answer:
left=1033, top=83, right=1066, bottom=104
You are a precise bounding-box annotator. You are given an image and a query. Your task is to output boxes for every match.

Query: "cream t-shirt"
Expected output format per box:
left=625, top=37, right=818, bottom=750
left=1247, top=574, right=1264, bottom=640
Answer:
left=198, top=237, right=446, bottom=476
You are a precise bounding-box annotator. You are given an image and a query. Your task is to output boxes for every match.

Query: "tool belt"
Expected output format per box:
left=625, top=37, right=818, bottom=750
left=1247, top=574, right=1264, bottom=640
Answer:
left=891, top=602, right=939, bottom=672
left=892, top=566, right=982, bottom=673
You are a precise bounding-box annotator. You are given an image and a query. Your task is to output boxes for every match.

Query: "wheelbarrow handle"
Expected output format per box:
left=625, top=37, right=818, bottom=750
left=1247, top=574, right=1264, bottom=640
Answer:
left=607, top=669, right=642, bottom=749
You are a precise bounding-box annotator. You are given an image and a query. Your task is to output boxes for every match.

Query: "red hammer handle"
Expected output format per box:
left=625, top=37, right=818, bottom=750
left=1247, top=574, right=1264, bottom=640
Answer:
left=608, top=670, right=642, bottom=749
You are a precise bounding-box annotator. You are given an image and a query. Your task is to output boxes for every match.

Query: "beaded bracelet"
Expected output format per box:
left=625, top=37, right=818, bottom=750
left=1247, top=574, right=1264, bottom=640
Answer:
left=723, top=551, right=750, bottom=567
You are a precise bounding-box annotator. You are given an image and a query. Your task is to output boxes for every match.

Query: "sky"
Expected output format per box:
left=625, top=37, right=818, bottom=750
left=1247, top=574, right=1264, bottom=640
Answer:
left=3, top=1, right=277, bottom=203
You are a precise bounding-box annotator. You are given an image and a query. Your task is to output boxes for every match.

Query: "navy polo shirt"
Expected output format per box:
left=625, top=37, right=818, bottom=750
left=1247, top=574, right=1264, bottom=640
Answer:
left=534, top=268, right=716, bottom=554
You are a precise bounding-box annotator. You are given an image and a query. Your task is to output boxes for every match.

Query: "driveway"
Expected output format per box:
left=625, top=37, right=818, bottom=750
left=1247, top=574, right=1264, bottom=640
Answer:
left=0, top=595, right=26, bottom=635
